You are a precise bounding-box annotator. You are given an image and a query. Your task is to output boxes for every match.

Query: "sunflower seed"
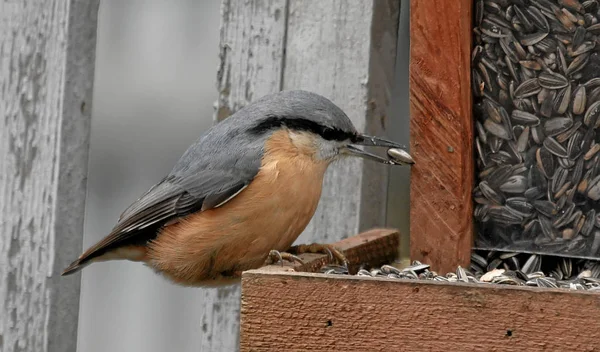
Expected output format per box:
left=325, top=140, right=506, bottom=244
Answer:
left=572, top=85, right=587, bottom=114
left=538, top=71, right=569, bottom=89
left=543, top=136, right=569, bottom=157
left=514, top=78, right=542, bottom=98
left=537, top=147, right=556, bottom=178
left=474, top=0, right=600, bottom=260
left=544, top=117, right=574, bottom=136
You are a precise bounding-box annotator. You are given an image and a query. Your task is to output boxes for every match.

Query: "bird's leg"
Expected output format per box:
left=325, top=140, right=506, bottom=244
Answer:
left=265, top=249, right=305, bottom=266
left=287, top=243, right=349, bottom=267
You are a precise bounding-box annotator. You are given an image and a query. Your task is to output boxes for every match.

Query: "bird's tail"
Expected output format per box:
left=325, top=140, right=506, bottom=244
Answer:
left=61, top=258, right=92, bottom=276
left=61, top=243, right=148, bottom=276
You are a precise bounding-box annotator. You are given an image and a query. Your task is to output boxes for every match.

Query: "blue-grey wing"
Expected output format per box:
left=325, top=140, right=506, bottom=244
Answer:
left=77, top=148, right=262, bottom=261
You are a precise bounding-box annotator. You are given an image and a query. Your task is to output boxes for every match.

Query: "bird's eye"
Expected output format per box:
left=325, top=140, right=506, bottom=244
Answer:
left=321, top=127, right=334, bottom=140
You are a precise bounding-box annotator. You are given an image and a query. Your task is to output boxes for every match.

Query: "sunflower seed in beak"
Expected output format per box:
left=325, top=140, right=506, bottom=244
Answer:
left=387, top=148, right=415, bottom=165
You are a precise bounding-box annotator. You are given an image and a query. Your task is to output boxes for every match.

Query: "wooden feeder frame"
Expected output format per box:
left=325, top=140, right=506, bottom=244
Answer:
left=241, top=229, right=600, bottom=351
left=240, top=1, right=600, bottom=351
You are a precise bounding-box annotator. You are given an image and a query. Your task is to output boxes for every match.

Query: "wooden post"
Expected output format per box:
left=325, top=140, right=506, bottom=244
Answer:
left=409, top=0, right=474, bottom=274
left=206, top=0, right=290, bottom=349
left=284, top=0, right=400, bottom=242
left=0, top=0, right=99, bottom=351
left=215, top=1, right=400, bottom=349
left=215, top=0, right=288, bottom=124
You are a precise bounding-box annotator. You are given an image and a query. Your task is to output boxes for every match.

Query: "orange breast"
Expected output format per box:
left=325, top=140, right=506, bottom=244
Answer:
left=146, top=129, right=330, bottom=286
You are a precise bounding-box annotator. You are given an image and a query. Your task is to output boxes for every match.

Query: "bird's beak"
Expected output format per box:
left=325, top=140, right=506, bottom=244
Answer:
left=341, top=134, right=415, bottom=166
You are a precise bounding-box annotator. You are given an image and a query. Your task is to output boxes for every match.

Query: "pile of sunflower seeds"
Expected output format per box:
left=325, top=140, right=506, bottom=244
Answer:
left=321, top=251, right=600, bottom=291
left=473, top=0, right=600, bottom=258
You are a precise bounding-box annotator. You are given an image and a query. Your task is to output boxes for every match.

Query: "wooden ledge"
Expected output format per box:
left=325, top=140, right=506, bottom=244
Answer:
left=257, top=228, right=400, bottom=275
left=240, top=269, right=600, bottom=352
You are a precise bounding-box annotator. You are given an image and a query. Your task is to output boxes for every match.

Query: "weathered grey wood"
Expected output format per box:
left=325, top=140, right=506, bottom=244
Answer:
left=0, top=1, right=99, bottom=351
left=214, top=0, right=288, bottom=123
left=208, top=0, right=288, bottom=350
left=285, top=0, right=400, bottom=244
left=213, top=1, right=399, bottom=350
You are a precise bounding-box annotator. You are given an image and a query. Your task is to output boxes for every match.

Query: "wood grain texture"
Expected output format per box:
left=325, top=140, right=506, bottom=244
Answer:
left=214, top=0, right=288, bottom=123
left=0, top=0, right=99, bottom=351
left=241, top=271, right=600, bottom=352
left=409, top=0, right=474, bottom=274
left=284, top=0, right=400, bottom=245
left=208, top=1, right=289, bottom=349
left=213, top=2, right=399, bottom=349
left=260, top=228, right=400, bottom=275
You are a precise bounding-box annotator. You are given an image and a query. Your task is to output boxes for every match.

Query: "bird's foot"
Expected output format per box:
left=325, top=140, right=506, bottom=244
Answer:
left=265, top=249, right=305, bottom=266
left=287, top=243, right=349, bottom=267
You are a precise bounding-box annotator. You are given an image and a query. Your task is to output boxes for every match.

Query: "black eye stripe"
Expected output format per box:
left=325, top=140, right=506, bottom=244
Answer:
left=249, top=115, right=357, bottom=142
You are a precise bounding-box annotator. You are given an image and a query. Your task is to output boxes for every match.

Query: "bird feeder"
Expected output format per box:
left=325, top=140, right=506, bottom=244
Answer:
left=240, top=1, right=600, bottom=351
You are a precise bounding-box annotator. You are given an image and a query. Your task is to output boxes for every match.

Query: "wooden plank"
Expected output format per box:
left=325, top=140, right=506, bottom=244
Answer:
left=283, top=0, right=401, bottom=244
left=409, top=0, right=474, bottom=274
left=0, top=1, right=99, bottom=351
left=207, top=0, right=289, bottom=350
left=259, top=228, right=400, bottom=275
left=214, top=0, right=288, bottom=123
left=214, top=2, right=400, bottom=349
left=241, top=271, right=600, bottom=352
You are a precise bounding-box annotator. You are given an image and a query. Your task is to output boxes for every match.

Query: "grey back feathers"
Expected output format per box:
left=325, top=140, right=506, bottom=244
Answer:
left=65, top=90, right=355, bottom=271
left=170, top=90, right=357, bottom=198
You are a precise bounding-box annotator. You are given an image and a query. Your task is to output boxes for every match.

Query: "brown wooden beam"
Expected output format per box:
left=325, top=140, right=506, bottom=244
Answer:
left=240, top=271, right=600, bottom=352
left=409, top=0, right=474, bottom=274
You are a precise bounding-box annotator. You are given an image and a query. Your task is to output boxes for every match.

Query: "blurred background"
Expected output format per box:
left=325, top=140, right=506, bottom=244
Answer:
left=78, top=1, right=410, bottom=351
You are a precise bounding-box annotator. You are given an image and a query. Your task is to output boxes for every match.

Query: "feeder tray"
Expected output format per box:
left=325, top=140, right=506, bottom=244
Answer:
left=240, top=229, right=600, bottom=352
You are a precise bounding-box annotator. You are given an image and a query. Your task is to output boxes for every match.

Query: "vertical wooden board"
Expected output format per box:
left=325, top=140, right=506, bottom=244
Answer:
left=214, top=0, right=288, bottom=123
left=198, top=284, right=242, bottom=351
left=0, top=0, right=99, bottom=351
left=409, top=0, right=473, bottom=274
left=209, top=0, right=287, bottom=350
left=283, top=0, right=400, bottom=244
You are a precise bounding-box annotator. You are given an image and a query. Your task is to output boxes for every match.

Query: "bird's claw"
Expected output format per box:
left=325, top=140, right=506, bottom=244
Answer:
left=266, top=249, right=305, bottom=266
left=287, top=243, right=349, bottom=268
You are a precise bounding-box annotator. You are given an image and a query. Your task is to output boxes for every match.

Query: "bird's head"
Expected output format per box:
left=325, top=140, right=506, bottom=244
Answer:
left=243, top=90, right=415, bottom=166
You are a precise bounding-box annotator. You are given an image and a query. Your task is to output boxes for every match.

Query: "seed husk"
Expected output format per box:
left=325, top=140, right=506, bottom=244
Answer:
left=527, top=6, right=550, bottom=31
left=543, top=136, right=569, bottom=157
left=538, top=71, right=569, bottom=89
left=519, top=60, right=543, bottom=70
left=517, top=126, right=531, bottom=153
left=514, top=78, right=542, bottom=98
left=586, top=175, right=600, bottom=200
left=556, top=120, right=581, bottom=143
left=519, top=32, right=549, bottom=46
left=584, top=143, right=600, bottom=160
left=554, top=85, right=572, bottom=114
left=506, top=197, right=535, bottom=217
left=484, top=119, right=511, bottom=139
left=500, top=175, right=529, bottom=193
left=480, top=181, right=505, bottom=205
left=544, top=117, right=574, bottom=136
left=572, top=85, right=587, bottom=114
left=567, top=53, right=590, bottom=74
left=488, top=205, right=524, bottom=224
left=584, top=100, right=600, bottom=127
left=511, top=110, right=541, bottom=125
left=531, top=125, right=546, bottom=144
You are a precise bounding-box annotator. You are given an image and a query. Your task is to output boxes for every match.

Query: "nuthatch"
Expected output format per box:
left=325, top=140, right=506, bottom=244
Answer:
left=62, top=90, right=414, bottom=286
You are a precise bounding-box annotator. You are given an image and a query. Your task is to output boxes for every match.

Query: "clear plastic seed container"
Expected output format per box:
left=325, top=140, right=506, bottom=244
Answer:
left=472, top=0, right=600, bottom=259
